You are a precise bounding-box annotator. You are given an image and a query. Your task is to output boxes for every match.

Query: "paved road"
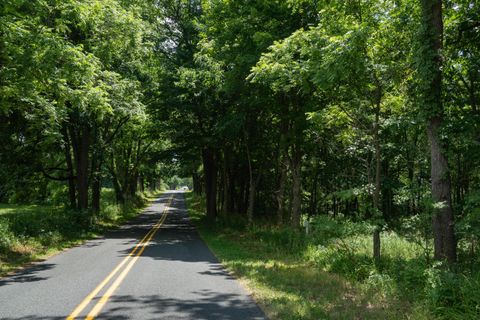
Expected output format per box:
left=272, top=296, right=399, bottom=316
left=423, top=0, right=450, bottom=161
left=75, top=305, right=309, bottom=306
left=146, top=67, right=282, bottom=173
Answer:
left=0, top=191, right=266, bottom=320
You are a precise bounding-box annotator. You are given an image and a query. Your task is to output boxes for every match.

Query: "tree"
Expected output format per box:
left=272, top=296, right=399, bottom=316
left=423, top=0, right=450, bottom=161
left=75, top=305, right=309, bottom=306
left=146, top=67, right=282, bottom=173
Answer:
left=0, top=0, right=155, bottom=214
left=418, top=0, right=456, bottom=262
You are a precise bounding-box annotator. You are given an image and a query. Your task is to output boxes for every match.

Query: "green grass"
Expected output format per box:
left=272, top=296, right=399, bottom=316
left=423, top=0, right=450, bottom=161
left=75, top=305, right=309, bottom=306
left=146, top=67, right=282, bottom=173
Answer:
left=185, top=193, right=431, bottom=320
left=0, top=189, right=161, bottom=276
left=186, top=192, right=480, bottom=319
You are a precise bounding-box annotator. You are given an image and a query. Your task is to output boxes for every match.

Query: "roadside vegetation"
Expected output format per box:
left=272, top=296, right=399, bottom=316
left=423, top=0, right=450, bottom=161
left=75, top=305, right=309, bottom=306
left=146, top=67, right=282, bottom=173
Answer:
left=0, top=189, right=158, bottom=276
left=1, top=0, right=480, bottom=317
left=187, top=192, right=480, bottom=319
left=0, top=0, right=183, bottom=275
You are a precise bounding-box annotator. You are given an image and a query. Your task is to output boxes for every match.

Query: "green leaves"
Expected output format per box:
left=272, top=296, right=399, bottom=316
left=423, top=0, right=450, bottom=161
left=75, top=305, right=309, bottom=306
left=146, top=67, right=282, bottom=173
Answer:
left=0, top=0, right=156, bottom=207
left=250, top=28, right=315, bottom=94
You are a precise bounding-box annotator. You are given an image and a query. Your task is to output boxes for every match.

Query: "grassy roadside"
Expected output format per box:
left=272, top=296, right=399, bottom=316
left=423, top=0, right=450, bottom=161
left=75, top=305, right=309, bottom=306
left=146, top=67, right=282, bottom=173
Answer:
left=185, top=192, right=429, bottom=320
left=0, top=189, right=162, bottom=276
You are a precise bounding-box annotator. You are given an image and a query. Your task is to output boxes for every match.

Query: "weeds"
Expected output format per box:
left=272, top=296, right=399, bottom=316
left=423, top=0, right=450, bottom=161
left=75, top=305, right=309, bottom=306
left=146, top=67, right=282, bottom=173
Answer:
left=0, top=188, right=155, bottom=275
left=186, top=192, right=480, bottom=319
left=186, top=193, right=423, bottom=319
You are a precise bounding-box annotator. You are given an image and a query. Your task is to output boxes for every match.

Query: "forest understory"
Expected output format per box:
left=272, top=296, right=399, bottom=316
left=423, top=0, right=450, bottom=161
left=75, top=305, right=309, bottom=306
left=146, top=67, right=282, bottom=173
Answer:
left=187, top=193, right=480, bottom=320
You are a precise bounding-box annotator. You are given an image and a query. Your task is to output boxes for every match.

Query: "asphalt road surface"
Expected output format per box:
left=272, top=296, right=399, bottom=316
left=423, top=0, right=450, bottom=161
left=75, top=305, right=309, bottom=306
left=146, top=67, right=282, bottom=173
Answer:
left=0, top=191, right=266, bottom=320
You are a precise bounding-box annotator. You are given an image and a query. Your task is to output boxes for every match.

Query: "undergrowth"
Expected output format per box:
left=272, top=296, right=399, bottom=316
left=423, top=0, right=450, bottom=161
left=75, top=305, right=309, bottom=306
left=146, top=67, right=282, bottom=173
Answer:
left=186, top=192, right=480, bottom=319
left=0, top=188, right=159, bottom=275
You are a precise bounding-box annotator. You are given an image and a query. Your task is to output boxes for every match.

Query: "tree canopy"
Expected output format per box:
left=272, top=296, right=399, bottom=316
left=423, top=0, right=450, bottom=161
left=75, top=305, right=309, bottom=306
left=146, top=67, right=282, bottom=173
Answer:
left=1, top=0, right=480, bottom=278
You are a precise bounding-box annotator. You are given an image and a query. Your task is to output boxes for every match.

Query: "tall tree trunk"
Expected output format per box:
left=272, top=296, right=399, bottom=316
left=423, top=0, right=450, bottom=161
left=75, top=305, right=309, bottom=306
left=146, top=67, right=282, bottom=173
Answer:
left=236, top=166, right=247, bottom=214
left=382, top=160, right=394, bottom=220
left=276, top=155, right=287, bottom=226
left=421, top=0, right=456, bottom=263
left=192, top=171, right=202, bottom=195
left=373, top=95, right=382, bottom=263
left=202, top=147, right=217, bottom=220
left=91, top=152, right=103, bottom=213
left=246, top=176, right=260, bottom=225
left=77, top=128, right=90, bottom=210
left=276, top=130, right=288, bottom=226
left=91, top=126, right=102, bottom=214
left=310, top=168, right=319, bottom=216
left=122, top=144, right=132, bottom=201
left=109, top=156, right=124, bottom=204
left=219, top=152, right=226, bottom=215
left=428, top=118, right=456, bottom=262
left=227, top=164, right=236, bottom=214
left=92, top=175, right=101, bottom=213
left=129, top=171, right=139, bottom=197
left=291, top=144, right=302, bottom=229
left=62, top=126, right=76, bottom=209
left=246, top=142, right=260, bottom=224
left=373, top=105, right=381, bottom=214
left=222, top=149, right=231, bottom=215
left=70, top=124, right=90, bottom=211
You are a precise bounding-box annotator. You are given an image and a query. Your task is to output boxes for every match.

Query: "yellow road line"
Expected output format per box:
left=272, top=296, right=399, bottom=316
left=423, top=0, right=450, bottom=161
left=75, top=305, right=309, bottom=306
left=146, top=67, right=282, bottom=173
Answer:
left=66, top=226, right=156, bottom=320
left=65, top=195, right=173, bottom=320
left=85, top=211, right=170, bottom=320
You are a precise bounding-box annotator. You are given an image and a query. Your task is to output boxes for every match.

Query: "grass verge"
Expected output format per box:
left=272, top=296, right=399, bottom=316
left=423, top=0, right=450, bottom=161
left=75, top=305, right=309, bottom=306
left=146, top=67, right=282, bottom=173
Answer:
left=185, top=192, right=431, bottom=320
left=0, top=189, right=162, bottom=276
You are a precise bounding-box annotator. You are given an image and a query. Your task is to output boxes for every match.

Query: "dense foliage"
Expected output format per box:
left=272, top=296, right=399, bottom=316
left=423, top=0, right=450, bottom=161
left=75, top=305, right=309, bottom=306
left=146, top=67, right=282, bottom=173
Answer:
left=160, top=0, right=480, bottom=265
left=1, top=0, right=479, bottom=317
left=0, top=0, right=168, bottom=212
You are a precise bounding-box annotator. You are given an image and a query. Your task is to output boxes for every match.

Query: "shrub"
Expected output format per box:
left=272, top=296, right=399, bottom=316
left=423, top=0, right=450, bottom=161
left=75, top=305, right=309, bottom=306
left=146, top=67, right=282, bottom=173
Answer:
left=309, top=215, right=374, bottom=245
left=0, top=221, right=15, bottom=254
left=248, top=225, right=307, bottom=254
left=457, top=190, right=480, bottom=260
left=100, top=204, right=122, bottom=221
left=38, top=231, right=63, bottom=247
left=425, top=263, right=480, bottom=319
left=45, top=184, right=69, bottom=206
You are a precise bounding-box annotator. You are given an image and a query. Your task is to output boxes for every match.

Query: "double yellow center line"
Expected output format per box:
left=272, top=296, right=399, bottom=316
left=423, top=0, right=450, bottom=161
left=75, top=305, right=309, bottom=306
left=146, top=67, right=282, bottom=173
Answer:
left=66, top=195, right=174, bottom=320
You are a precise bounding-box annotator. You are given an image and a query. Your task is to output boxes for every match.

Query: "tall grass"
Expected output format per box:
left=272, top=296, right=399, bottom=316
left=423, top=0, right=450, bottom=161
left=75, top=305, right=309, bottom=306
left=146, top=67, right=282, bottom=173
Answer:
left=186, top=193, right=480, bottom=319
left=0, top=188, right=153, bottom=275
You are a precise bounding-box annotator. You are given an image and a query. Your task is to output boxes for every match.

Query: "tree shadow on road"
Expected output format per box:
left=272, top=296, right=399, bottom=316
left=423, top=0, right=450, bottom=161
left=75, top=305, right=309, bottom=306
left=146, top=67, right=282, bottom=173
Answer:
left=0, top=262, right=55, bottom=286
left=2, top=317, right=64, bottom=320
left=101, top=290, right=265, bottom=320
left=1, top=291, right=264, bottom=320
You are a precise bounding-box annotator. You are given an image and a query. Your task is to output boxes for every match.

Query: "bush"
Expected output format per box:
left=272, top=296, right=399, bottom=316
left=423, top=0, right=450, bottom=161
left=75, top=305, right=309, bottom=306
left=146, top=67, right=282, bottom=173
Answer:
left=6, top=207, right=80, bottom=238
left=307, top=238, right=373, bottom=281
left=309, top=215, right=373, bottom=245
left=0, top=221, right=15, bottom=254
left=425, top=263, right=480, bottom=319
left=100, top=204, right=123, bottom=221
left=457, top=190, right=480, bottom=261
left=38, top=230, right=63, bottom=247
left=249, top=226, right=307, bottom=253
left=189, top=193, right=480, bottom=318
left=0, top=187, right=151, bottom=276
left=365, top=272, right=396, bottom=297
left=45, top=183, right=69, bottom=206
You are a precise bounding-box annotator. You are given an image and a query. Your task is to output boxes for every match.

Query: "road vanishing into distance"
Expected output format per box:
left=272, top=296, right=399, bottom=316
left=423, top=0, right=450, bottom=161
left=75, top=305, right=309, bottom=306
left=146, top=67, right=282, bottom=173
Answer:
left=0, top=191, right=266, bottom=320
